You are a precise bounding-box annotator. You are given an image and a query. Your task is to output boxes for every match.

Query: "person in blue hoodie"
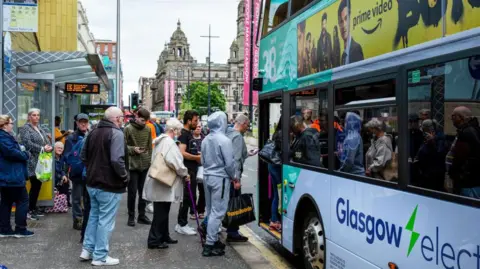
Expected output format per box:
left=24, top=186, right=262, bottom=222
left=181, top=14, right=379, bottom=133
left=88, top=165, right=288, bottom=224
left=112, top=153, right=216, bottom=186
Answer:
left=337, top=112, right=365, bottom=176
left=0, top=115, right=33, bottom=238
left=200, top=111, right=236, bottom=257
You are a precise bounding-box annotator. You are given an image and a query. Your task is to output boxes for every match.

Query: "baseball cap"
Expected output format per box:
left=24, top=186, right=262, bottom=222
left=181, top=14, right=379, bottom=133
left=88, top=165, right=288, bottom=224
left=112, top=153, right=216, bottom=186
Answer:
left=76, top=113, right=89, bottom=121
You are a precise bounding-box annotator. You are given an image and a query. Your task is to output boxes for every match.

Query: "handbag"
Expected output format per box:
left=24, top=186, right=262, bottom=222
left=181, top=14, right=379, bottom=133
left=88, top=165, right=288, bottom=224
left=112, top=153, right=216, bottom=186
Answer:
left=148, top=145, right=177, bottom=187
left=46, top=191, right=68, bottom=213
left=222, top=193, right=256, bottom=228
left=379, top=137, right=398, bottom=181
left=35, top=148, right=53, bottom=182
left=197, top=166, right=204, bottom=183
left=258, top=141, right=281, bottom=165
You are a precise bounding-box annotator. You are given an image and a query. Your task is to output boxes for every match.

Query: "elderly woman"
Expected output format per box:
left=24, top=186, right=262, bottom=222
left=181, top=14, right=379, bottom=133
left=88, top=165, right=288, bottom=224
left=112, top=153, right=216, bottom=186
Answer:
left=365, top=118, right=394, bottom=179
left=0, top=115, right=33, bottom=238
left=19, top=108, right=53, bottom=220
left=143, top=118, right=190, bottom=250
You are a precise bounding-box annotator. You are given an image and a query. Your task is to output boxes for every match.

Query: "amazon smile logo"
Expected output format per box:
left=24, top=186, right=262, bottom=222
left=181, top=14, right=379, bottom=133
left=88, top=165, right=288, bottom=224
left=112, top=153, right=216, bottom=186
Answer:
left=353, top=0, right=393, bottom=34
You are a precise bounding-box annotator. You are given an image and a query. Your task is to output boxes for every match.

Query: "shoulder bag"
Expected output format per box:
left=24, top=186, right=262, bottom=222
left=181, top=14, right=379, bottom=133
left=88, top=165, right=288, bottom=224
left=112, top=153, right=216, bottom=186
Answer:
left=148, top=145, right=177, bottom=187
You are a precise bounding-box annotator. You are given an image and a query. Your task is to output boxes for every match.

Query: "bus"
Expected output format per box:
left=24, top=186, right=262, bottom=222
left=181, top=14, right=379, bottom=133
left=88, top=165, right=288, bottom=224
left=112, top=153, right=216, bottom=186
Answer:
left=256, top=0, right=480, bottom=268
left=152, top=110, right=174, bottom=121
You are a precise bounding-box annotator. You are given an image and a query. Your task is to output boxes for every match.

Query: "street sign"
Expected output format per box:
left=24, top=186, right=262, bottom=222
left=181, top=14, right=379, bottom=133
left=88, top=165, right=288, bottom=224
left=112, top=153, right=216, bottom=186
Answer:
left=65, top=83, right=100, bottom=94
left=468, top=56, right=480, bottom=80
left=3, top=3, right=38, bottom=32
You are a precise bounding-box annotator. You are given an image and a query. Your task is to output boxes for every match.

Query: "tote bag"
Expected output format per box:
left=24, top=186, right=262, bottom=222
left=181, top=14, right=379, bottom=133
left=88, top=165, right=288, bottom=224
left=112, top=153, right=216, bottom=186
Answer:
left=148, top=146, right=177, bottom=187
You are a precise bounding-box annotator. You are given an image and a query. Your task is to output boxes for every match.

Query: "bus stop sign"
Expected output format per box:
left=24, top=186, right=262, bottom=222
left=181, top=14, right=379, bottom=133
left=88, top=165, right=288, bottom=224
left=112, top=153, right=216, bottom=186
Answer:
left=468, top=56, right=480, bottom=80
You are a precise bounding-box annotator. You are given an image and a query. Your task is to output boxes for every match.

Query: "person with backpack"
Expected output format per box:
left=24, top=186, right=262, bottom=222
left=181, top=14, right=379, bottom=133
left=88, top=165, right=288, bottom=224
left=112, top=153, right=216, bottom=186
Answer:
left=64, top=113, right=89, bottom=230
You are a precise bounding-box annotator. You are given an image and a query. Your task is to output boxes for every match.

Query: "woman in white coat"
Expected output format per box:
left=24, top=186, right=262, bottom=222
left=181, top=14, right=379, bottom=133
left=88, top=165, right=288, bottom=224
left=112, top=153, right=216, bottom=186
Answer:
left=143, top=118, right=190, bottom=249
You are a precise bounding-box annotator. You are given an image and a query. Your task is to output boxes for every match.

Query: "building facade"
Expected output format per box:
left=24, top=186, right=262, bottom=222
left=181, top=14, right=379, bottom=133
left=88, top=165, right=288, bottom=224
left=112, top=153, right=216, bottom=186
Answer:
left=152, top=1, right=247, bottom=118
left=95, top=39, right=123, bottom=106
left=138, top=76, right=155, bottom=111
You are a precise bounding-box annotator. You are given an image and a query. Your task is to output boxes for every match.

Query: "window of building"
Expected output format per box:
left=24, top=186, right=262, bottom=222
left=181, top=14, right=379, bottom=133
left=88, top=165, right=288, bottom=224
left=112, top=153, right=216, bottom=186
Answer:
left=112, top=45, right=116, bottom=52
left=262, top=0, right=289, bottom=36
left=334, top=79, right=397, bottom=181
left=291, top=0, right=314, bottom=16
left=289, top=89, right=327, bottom=168
left=407, top=56, right=480, bottom=200
left=112, top=52, right=116, bottom=59
left=233, top=72, right=237, bottom=79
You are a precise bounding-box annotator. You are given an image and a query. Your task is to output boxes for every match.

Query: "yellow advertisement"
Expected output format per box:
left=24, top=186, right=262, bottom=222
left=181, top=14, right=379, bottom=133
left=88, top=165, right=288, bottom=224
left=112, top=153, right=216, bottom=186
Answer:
left=297, top=0, right=480, bottom=78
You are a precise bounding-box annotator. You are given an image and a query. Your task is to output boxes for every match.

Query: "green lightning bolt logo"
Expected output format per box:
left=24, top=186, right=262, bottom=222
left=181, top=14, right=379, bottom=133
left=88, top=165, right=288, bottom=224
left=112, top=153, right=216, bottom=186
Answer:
left=405, top=205, right=420, bottom=257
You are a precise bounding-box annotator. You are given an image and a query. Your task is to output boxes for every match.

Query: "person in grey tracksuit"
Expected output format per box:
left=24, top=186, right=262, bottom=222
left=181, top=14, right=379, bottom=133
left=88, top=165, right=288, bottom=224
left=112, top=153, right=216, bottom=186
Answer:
left=200, top=111, right=236, bottom=257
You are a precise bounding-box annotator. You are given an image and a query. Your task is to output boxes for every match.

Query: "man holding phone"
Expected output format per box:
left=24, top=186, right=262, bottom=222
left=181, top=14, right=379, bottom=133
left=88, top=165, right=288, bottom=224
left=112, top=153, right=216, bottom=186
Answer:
left=124, top=108, right=153, bottom=227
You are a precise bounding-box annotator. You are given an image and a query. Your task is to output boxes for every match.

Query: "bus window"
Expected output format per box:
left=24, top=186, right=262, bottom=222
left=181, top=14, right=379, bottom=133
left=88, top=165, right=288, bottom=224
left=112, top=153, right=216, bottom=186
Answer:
left=262, top=0, right=289, bottom=36
left=291, top=0, right=313, bottom=16
left=334, top=79, right=398, bottom=181
left=408, top=56, right=480, bottom=199
left=289, top=89, right=327, bottom=168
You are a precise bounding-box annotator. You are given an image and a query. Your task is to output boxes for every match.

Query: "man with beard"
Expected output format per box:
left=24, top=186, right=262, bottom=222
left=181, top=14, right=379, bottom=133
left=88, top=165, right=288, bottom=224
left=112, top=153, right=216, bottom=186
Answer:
left=317, top=13, right=333, bottom=71
left=338, top=0, right=364, bottom=65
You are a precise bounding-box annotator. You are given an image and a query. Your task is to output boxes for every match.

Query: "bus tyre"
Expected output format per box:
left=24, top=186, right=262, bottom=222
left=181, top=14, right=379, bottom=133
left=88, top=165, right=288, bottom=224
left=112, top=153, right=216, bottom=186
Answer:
left=302, top=212, right=325, bottom=269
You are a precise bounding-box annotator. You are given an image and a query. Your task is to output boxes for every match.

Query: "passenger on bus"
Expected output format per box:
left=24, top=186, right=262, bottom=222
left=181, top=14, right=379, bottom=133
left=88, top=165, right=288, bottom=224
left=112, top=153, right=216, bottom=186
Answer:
left=446, top=106, right=480, bottom=198
left=419, top=109, right=431, bottom=124
left=337, top=112, right=364, bottom=176
left=365, top=119, right=394, bottom=179
left=289, top=115, right=321, bottom=167
left=413, top=119, right=447, bottom=191
left=302, top=108, right=314, bottom=126
left=268, top=118, right=282, bottom=232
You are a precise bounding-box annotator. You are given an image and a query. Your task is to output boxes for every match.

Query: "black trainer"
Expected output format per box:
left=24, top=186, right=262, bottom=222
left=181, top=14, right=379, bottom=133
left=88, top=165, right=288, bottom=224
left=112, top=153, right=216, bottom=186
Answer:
left=127, top=216, right=135, bottom=227
left=164, top=237, right=178, bottom=244
left=202, top=244, right=225, bottom=257
left=148, top=242, right=168, bottom=249
left=227, top=233, right=249, bottom=242
left=137, top=215, right=152, bottom=225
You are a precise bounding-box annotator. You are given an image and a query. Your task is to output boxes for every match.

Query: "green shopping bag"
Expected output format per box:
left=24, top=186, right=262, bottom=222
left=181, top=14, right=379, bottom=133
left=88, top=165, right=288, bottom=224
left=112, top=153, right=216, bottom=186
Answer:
left=35, top=149, right=53, bottom=182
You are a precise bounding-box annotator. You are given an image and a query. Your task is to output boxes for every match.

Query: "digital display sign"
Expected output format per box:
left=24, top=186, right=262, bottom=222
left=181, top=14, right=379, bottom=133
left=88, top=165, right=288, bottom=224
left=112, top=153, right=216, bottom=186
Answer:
left=65, top=83, right=100, bottom=94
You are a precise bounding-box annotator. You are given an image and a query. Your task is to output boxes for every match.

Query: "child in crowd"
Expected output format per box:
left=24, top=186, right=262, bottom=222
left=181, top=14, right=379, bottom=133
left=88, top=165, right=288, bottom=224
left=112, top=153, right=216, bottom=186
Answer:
left=54, top=142, right=70, bottom=207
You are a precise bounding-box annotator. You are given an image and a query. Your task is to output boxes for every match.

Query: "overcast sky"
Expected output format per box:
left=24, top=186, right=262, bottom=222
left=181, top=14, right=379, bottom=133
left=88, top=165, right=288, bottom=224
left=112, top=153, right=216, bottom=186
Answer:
left=80, top=0, right=240, bottom=105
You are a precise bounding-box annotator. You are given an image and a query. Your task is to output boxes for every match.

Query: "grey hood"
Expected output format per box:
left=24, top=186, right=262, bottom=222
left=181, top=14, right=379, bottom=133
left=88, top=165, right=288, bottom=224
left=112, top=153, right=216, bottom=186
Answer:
left=207, top=111, right=228, bottom=135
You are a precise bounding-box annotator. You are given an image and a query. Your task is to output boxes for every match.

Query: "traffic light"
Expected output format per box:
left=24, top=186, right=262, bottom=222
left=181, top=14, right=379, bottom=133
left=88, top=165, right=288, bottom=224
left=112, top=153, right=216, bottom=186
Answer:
left=131, top=93, right=139, bottom=110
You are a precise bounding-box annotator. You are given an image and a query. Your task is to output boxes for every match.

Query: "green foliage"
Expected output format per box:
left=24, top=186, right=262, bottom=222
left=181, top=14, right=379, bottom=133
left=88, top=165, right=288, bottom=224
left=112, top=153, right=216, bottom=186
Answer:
left=187, top=81, right=226, bottom=115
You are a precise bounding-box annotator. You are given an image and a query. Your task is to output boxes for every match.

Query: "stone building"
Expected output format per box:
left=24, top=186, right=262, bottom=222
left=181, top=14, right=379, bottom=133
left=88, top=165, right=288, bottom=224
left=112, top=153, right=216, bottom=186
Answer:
left=151, top=0, right=246, bottom=119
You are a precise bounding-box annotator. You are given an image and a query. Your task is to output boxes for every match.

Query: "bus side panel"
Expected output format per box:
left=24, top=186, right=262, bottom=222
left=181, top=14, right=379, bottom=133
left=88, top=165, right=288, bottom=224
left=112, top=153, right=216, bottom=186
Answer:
left=330, top=176, right=480, bottom=269
left=326, top=239, right=380, bottom=269
left=282, top=165, right=332, bottom=253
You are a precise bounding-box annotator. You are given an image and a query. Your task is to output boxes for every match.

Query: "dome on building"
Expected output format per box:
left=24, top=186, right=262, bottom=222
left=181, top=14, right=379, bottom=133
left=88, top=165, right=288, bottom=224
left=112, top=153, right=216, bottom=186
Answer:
left=171, top=19, right=187, bottom=42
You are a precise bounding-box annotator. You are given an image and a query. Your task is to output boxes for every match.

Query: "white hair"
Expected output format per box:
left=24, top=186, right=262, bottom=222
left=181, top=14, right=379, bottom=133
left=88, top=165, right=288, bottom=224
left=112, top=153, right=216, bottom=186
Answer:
left=365, top=118, right=385, bottom=131
left=104, top=106, right=123, bottom=120
left=28, top=108, right=41, bottom=116
left=54, top=141, right=64, bottom=148
left=165, top=118, right=183, bottom=133
left=235, top=114, right=249, bottom=125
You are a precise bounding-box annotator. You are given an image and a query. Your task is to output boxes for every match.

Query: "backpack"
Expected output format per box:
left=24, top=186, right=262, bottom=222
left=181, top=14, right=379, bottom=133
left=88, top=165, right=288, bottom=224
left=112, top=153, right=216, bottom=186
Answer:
left=66, top=134, right=85, bottom=178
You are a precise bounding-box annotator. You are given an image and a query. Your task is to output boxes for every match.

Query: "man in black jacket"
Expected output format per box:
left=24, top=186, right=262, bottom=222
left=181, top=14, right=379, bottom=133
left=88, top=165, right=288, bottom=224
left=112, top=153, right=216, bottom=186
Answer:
left=447, top=106, right=480, bottom=198
left=289, top=115, right=321, bottom=167
left=79, top=107, right=128, bottom=266
left=338, top=0, right=364, bottom=65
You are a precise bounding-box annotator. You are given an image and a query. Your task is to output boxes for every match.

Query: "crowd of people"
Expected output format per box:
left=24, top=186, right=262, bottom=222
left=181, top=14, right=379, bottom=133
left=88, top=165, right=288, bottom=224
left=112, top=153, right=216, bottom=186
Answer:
left=0, top=105, right=256, bottom=266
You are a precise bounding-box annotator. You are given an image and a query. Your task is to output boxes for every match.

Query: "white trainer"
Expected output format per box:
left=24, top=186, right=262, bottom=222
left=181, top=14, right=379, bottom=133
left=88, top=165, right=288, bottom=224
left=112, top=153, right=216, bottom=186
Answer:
left=91, top=256, right=120, bottom=266
left=175, top=224, right=197, bottom=235
left=79, top=249, right=92, bottom=261
left=146, top=203, right=154, bottom=214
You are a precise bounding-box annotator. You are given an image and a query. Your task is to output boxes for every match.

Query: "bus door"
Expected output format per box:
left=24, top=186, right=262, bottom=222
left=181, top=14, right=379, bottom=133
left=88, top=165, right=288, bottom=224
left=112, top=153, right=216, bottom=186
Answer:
left=258, top=93, right=282, bottom=239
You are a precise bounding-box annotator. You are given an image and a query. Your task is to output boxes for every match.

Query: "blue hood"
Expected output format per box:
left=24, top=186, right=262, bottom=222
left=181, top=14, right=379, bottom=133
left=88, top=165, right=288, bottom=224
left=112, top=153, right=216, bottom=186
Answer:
left=338, top=112, right=365, bottom=175
left=207, top=111, right=228, bottom=134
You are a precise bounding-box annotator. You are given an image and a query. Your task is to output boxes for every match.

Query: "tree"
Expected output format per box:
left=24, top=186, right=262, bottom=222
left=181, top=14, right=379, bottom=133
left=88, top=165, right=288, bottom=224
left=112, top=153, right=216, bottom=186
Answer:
left=188, top=81, right=226, bottom=115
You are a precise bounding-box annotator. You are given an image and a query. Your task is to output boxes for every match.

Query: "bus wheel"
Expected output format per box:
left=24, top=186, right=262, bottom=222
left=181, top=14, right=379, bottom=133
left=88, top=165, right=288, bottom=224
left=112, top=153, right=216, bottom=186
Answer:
left=302, top=212, right=325, bottom=269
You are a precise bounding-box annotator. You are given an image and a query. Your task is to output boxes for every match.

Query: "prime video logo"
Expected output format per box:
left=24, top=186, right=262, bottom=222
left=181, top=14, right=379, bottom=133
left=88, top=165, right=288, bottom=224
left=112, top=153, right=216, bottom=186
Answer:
left=335, top=198, right=480, bottom=269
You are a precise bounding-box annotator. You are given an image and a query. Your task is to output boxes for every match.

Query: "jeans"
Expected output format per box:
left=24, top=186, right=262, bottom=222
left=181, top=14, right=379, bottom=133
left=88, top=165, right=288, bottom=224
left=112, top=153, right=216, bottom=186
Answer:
left=178, top=169, right=197, bottom=227
left=460, top=187, right=480, bottom=199
left=81, top=184, right=91, bottom=241
left=148, top=202, right=172, bottom=247
left=72, top=180, right=84, bottom=220
left=83, top=187, right=122, bottom=262
left=127, top=169, right=148, bottom=217
left=28, top=176, right=42, bottom=211
left=268, top=164, right=282, bottom=222
left=0, top=187, right=29, bottom=233
left=226, top=182, right=241, bottom=236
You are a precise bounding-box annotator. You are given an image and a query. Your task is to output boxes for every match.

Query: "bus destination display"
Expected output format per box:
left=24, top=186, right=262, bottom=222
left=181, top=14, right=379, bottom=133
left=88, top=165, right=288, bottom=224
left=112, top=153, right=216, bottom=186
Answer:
left=65, top=83, right=100, bottom=94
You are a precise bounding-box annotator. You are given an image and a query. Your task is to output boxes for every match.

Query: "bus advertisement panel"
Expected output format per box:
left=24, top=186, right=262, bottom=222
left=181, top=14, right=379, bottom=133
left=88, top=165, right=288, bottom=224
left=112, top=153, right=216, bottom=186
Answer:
left=259, top=0, right=480, bottom=93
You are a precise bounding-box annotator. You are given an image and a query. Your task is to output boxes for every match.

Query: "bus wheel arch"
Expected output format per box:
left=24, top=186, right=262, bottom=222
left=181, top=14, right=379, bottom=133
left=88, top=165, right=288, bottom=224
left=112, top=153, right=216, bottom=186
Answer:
left=293, top=195, right=326, bottom=269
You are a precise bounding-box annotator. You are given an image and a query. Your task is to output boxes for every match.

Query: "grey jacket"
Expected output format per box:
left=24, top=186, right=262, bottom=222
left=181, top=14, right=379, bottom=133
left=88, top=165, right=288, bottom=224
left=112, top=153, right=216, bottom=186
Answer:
left=226, top=127, right=247, bottom=181
left=201, top=112, right=236, bottom=179
left=18, top=123, right=51, bottom=177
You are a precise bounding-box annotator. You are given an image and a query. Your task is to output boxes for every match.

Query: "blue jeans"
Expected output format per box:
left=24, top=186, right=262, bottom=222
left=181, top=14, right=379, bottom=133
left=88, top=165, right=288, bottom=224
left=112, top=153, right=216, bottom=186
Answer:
left=268, top=164, right=282, bottom=222
left=83, top=187, right=122, bottom=262
left=0, top=187, right=29, bottom=233
left=460, top=187, right=480, bottom=199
